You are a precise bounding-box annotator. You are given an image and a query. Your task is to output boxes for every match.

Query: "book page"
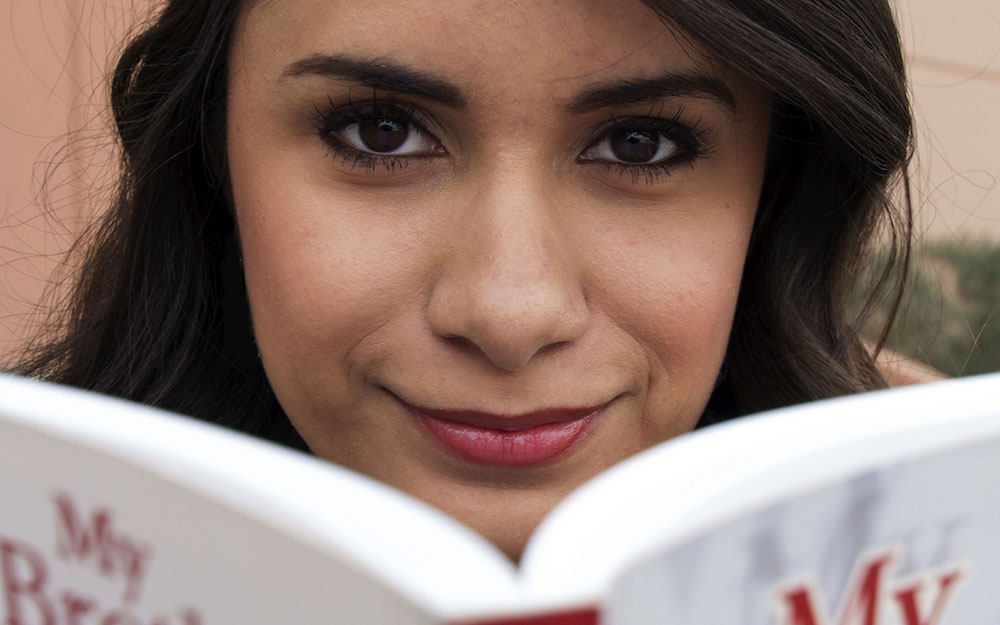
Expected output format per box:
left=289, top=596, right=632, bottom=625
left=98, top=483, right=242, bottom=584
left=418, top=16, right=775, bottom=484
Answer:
left=605, top=435, right=1000, bottom=624
left=0, top=374, right=518, bottom=624
left=519, top=374, right=1000, bottom=610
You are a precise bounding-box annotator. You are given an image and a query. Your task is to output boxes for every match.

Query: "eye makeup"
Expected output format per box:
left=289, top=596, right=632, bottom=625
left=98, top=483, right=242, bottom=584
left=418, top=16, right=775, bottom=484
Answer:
left=313, top=94, right=446, bottom=175
left=578, top=107, right=712, bottom=185
left=310, top=91, right=715, bottom=185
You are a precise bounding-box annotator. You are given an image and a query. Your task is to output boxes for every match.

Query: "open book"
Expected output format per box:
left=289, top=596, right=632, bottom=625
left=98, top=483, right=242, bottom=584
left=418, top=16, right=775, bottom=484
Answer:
left=1, top=372, right=998, bottom=625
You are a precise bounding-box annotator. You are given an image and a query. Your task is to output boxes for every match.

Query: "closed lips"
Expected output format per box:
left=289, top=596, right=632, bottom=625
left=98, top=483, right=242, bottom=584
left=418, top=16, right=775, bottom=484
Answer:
left=408, top=405, right=606, bottom=466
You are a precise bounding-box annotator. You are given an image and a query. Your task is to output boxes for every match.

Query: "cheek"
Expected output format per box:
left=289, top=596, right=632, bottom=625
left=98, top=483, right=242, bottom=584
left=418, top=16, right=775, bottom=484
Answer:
left=589, top=201, right=754, bottom=429
left=597, top=203, right=750, bottom=337
left=584, top=119, right=766, bottom=384
left=229, top=154, right=417, bottom=403
left=632, top=250, right=743, bottom=371
left=225, top=76, right=395, bottom=380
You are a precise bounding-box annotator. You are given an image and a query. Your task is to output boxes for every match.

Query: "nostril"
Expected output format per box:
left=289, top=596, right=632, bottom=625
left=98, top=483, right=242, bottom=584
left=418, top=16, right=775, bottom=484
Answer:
left=427, top=279, right=590, bottom=370
left=424, top=203, right=589, bottom=371
left=535, top=340, right=570, bottom=359
left=437, top=334, right=480, bottom=355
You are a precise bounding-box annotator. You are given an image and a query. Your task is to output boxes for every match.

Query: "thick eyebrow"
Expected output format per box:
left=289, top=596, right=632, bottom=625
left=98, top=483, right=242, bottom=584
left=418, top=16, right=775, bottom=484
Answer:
left=282, top=54, right=466, bottom=109
left=567, top=72, right=738, bottom=115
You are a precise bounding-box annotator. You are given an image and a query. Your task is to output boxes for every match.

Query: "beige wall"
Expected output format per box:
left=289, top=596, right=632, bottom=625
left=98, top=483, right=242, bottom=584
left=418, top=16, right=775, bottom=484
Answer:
left=2, top=1, right=998, bottom=362
left=0, top=0, right=155, bottom=360
left=897, top=0, right=1000, bottom=241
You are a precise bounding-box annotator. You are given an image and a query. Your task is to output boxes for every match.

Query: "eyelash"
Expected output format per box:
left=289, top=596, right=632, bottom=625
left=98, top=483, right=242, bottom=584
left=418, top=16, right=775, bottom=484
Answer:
left=312, top=98, right=711, bottom=184
left=314, top=95, right=442, bottom=174
left=581, top=107, right=711, bottom=185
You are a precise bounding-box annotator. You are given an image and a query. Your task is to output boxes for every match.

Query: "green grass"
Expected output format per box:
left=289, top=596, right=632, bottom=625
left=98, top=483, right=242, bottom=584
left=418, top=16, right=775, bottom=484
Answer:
left=864, top=239, right=1000, bottom=377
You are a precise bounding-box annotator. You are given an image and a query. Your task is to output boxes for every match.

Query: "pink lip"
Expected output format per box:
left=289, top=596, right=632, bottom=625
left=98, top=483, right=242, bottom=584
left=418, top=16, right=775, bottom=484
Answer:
left=408, top=404, right=605, bottom=467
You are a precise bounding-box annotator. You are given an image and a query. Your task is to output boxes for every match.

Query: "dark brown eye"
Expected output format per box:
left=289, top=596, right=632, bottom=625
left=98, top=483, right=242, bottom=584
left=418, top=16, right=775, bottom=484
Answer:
left=608, top=129, right=660, bottom=163
left=358, top=118, right=409, bottom=153
left=334, top=116, right=436, bottom=156
left=582, top=126, right=679, bottom=166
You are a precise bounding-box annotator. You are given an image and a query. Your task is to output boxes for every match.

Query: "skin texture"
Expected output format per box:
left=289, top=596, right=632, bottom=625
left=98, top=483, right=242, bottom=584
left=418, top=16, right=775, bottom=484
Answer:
left=227, top=0, right=771, bottom=560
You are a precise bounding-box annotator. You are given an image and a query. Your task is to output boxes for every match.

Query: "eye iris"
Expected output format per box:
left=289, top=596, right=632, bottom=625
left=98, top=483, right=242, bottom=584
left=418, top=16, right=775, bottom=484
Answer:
left=359, top=118, right=408, bottom=153
left=610, top=129, right=659, bottom=163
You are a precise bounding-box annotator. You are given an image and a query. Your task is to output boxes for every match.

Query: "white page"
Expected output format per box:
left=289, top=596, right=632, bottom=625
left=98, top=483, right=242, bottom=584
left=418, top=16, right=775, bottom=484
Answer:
left=520, top=374, right=1000, bottom=606
left=0, top=374, right=518, bottom=623
left=606, top=435, right=1000, bottom=624
left=5, top=372, right=998, bottom=622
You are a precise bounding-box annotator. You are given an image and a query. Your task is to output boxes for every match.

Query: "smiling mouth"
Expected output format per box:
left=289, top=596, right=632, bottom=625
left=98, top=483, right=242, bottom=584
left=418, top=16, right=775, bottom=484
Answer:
left=406, top=404, right=607, bottom=467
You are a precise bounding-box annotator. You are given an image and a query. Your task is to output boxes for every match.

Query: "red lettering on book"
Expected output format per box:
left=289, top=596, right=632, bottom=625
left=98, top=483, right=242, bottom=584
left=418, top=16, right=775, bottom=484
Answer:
left=53, top=493, right=152, bottom=604
left=775, top=549, right=966, bottom=625
left=780, top=588, right=823, bottom=625
left=1, top=538, right=56, bottom=625
left=54, top=493, right=112, bottom=572
left=894, top=570, right=963, bottom=625
left=1, top=529, right=202, bottom=625
left=839, top=552, right=890, bottom=625
left=61, top=591, right=96, bottom=625
left=778, top=552, right=891, bottom=625
left=179, top=608, right=204, bottom=625
left=149, top=608, right=203, bottom=625
left=99, top=609, right=141, bottom=625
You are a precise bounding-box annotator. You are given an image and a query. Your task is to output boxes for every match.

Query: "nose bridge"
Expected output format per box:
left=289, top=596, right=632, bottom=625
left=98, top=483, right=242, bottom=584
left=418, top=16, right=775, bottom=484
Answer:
left=478, top=174, right=563, bottom=290
left=427, top=166, right=588, bottom=371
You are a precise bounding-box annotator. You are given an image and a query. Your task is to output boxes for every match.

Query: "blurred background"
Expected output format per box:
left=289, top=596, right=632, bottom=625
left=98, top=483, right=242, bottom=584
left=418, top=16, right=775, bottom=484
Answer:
left=1, top=0, right=998, bottom=375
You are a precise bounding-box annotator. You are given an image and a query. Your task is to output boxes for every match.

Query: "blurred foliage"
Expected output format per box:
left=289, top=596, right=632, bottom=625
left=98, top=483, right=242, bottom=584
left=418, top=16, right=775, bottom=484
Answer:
left=859, top=239, right=1000, bottom=377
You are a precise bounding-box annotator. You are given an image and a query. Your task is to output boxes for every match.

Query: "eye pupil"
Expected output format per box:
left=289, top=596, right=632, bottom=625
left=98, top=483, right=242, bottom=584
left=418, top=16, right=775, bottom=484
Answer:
left=610, top=129, right=659, bottom=163
left=359, top=118, right=408, bottom=153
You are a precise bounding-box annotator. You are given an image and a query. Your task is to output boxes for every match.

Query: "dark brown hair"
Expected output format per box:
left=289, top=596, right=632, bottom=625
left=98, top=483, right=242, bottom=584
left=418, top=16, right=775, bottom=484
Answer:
left=12, top=0, right=912, bottom=442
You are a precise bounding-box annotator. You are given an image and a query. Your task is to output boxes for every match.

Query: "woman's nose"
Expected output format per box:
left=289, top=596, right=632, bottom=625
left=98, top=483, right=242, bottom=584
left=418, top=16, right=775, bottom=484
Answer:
left=426, top=176, right=589, bottom=371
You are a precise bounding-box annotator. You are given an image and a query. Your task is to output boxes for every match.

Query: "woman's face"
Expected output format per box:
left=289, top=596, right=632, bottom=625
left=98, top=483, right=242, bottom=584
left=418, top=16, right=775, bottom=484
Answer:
left=228, top=0, right=770, bottom=558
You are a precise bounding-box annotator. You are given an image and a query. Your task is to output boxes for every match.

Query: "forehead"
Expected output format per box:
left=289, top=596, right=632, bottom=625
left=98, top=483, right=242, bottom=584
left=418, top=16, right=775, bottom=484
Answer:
left=233, top=0, right=730, bottom=102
